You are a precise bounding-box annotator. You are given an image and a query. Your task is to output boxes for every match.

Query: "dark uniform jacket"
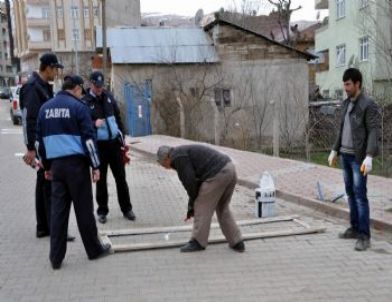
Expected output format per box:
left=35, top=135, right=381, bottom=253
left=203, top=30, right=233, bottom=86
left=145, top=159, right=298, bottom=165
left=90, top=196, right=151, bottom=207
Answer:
left=82, top=90, right=125, bottom=141
left=36, top=91, right=100, bottom=170
left=169, top=145, right=231, bottom=213
left=333, top=93, right=380, bottom=162
left=20, top=72, right=53, bottom=151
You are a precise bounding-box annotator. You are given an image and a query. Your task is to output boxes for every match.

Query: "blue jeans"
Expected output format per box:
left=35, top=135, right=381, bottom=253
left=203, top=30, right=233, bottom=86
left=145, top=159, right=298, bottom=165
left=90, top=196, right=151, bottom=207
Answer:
left=340, top=153, right=370, bottom=238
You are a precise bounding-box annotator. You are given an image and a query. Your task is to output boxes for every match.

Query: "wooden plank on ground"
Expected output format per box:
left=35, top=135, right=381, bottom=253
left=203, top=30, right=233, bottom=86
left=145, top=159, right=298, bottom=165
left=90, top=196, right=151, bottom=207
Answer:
left=100, top=215, right=299, bottom=237
left=110, top=226, right=326, bottom=253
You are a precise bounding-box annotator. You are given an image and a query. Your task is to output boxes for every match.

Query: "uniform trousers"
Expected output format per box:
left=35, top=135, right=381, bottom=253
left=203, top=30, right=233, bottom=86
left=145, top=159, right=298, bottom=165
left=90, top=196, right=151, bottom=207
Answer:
left=50, top=156, right=103, bottom=265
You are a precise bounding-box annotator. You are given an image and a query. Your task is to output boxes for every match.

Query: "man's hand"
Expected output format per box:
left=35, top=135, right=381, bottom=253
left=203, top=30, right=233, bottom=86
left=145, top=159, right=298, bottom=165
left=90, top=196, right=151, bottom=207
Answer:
left=328, top=150, right=338, bottom=167
left=44, top=170, right=52, bottom=180
left=92, top=169, right=100, bottom=182
left=184, top=209, right=194, bottom=222
left=95, top=119, right=105, bottom=128
left=361, top=156, right=373, bottom=175
left=23, top=150, right=36, bottom=166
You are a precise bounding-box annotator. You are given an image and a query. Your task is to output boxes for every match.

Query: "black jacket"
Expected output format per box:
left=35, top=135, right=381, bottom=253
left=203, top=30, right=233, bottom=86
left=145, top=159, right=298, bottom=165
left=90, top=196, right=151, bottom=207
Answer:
left=333, top=93, right=380, bottom=162
left=169, top=145, right=231, bottom=212
left=82, top=89, right=125, bottom=141
left=20, top=72, right=53, bottom=151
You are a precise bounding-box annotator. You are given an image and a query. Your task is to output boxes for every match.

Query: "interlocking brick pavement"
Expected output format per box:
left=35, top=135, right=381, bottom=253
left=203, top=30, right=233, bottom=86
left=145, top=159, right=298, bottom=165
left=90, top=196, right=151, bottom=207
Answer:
left=1, top=103, right=392, bottom=302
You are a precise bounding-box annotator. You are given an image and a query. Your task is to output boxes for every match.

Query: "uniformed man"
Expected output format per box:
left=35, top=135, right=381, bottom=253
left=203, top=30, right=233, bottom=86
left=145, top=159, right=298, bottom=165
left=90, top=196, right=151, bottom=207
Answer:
left=20, top=53, right=74, bottom=241
left=157, top=144, right=245, bottom=253
left=82, top=71, right=135, bottom=224
left=36, top=75, right=110, bottom=269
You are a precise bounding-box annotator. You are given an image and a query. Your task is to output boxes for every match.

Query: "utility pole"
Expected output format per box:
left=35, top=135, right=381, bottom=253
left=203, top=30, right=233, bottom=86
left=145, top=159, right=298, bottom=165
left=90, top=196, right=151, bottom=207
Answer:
left=102, top=0, right=107, bottom=80
left=71, top=0, right=79, bottom=74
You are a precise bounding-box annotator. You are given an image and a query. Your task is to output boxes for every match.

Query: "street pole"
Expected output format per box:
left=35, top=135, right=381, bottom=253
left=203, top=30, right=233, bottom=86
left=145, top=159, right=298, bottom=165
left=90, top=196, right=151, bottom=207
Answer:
left=71, top=0, right=79, bottom=74
left=102, top=0, right=107, bottom=80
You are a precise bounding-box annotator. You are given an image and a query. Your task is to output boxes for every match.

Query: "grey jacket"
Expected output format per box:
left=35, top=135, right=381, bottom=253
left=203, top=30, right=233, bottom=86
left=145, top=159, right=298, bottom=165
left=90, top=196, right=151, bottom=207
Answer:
left=333, top=93, right=380, bottom=162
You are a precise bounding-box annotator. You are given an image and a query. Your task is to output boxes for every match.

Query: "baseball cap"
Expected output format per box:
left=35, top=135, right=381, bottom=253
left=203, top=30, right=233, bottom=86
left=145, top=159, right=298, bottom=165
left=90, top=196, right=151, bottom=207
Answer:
left=40, top=53, right=64, bottom=69
left=64, top=75, right=84, bottom=86
left=90, top=71, right=105, bottom=87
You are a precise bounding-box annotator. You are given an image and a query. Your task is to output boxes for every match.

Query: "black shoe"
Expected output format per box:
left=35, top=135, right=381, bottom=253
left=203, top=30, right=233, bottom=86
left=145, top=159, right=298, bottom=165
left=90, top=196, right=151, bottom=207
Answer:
left=355, top=235, right=371, bottom=251
left=51, top=261, right=62, bottom=270
left=89, top=243, right=112, bottom=260
left=231, top=241, right=245, bottom=253
left=180, top=239, right=205, bottom=252
left=98, top=214, right=107, bottom=224
left=338, top=227, right=359, bottom=239
left=123, top=210, right=136, bottom=221
left=36, top=230, right=50, bottom=238
left=67, top=234, right=76, bottom=242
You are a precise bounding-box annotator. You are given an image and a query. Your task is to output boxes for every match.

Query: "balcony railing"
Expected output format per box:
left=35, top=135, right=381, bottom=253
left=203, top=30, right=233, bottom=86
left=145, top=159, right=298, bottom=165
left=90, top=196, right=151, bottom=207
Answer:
left=315, top=0, right=328, bottom=9
left=28, top=41, right=51, bottom=50
left=26, top=18, right=50, bottom=27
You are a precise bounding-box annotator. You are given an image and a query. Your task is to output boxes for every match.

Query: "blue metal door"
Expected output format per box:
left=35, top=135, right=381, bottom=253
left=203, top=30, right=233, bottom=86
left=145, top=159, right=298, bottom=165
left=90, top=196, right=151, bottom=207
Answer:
left=124, top=81, right=152, bottom=137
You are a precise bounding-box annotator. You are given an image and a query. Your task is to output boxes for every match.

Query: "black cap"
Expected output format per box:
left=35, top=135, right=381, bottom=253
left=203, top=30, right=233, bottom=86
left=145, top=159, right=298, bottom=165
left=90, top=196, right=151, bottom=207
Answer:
left=39, top=53, right=64, bottom=69
left=90, top=71, right=104, bottom=87
left=64, top=75, right=84, bottom=86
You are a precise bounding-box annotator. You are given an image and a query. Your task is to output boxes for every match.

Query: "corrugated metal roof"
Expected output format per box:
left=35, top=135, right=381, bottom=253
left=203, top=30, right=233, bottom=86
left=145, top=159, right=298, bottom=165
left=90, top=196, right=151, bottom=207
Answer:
left=96, top=27, right=219, bottom=64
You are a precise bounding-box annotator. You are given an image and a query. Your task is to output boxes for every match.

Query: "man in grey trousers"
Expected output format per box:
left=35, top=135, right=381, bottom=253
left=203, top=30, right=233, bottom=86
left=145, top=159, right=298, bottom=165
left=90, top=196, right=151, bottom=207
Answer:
left=157, top=144, right=245, bottom=253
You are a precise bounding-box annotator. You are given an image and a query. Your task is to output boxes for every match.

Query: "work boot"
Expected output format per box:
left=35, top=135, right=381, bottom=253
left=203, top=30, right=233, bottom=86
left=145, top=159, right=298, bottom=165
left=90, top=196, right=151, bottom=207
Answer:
left=338, top=227, right=358, bottom=239
left=180, top=239, right=205, bottom=252
left=355, top=235, right=371, bottom=251
left=123, top=210, right=136, bottom=221
left=98, top=214, right=107, bottom=224
left=231, top=241, right=245, bottom=253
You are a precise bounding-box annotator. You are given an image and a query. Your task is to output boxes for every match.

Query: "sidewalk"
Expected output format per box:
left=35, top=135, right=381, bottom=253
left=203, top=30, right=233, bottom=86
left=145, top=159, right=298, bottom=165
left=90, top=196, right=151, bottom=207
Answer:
left=128, top=135, right=392, bottom=232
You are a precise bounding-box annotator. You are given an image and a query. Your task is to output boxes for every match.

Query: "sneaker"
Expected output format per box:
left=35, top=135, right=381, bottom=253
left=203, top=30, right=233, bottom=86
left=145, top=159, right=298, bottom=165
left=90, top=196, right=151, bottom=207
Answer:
left=98, top=214, right=107, bottom=224
left=231, top=241, right=245, bottom=253
left=180, top=239, right=205, bottom=252
left=338, top=227, right=358, bottom=239
left=123, top=210, right=136, bottom=221
left=355, top=236, right=371, bottom=251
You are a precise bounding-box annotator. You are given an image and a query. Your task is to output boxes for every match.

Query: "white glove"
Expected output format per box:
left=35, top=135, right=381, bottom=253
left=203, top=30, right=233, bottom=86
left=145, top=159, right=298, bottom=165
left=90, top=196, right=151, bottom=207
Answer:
left=361, top=156, right=372, bottom=175
left=328, top=150, right=337, bottom=167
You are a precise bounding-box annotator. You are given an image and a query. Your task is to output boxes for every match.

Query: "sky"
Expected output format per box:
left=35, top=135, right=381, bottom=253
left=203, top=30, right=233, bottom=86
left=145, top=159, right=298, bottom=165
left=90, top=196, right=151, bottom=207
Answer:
left=140, top=0, right=328, bottom=22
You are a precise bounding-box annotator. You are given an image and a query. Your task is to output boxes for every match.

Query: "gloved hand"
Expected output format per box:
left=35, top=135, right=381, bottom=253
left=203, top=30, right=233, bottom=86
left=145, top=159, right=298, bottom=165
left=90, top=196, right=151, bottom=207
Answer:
left=360, top=156, right=372, bottom=175
left=328, top=150, right=338, bottom=167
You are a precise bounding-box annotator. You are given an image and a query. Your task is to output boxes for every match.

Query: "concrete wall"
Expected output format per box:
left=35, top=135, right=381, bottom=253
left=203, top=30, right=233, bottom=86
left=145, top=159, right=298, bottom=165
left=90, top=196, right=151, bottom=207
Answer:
left=106, top=0, right=141, bottom=27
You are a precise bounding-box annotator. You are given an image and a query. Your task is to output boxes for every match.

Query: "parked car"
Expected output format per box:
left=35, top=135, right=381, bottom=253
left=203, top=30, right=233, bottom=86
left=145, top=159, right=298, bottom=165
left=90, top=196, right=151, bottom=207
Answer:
left=9, top=85, right=22, bottom=125
left=0, top=87, right=11, bottom=100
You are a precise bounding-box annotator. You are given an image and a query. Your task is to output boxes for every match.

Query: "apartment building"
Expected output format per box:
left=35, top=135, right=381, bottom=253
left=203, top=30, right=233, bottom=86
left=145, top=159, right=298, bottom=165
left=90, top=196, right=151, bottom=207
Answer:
left=13, top=0, right=141, bottom=77
left=0, top=3, right=16, bottom=86
left=315, top=0, right=392, bottom=99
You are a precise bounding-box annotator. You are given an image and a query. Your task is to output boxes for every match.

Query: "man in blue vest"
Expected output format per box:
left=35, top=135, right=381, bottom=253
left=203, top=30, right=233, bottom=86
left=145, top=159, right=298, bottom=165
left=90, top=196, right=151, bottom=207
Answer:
left=83, top=71, right=135, bottom=224
left=36, top=75, right=110, bottom=269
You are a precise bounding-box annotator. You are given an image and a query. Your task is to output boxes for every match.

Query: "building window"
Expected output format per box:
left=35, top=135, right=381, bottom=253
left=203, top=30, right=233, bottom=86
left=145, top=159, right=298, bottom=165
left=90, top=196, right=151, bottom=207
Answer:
left=323, top=90, right=330, bottom=98
left=72, top=28, right=80, bottom=41
left=84, top=6, right=89, bottom=18
left=42, top=7, right=50, bottom=19
left=71, top=6, right=79, bottom=19
left=360, top=0, right=369, bottom=9
left=6, top=66, right=12, bottom=73
left=335, top=89, right=343, bottom=100
left=190, top=87, right=199, bottom=98
left=336, top=0, right=345, bottom=19
left=336, top=44, right=346, bottom=67
left=58, top=29, right=65, bottom=40
left=93, top=6, right=99, bottom=17
left=43, top=29, right=51, bottom=41
left=214, top=88, right=232, bottom=107
left=57, top=6, right=63, bottom=17
left=359, top=36, right=369, bottom=61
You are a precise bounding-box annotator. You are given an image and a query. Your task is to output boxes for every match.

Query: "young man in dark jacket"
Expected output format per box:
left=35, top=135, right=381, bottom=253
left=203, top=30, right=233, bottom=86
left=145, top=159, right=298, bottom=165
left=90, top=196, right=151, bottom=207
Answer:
left=21, top=53, right=75, bottom=241
left=82, top=71, right=135, bottom=224
left=36, top=75, right=111, bottom=269
left=157, top=144, right=244, bottom=253
left=328, top=68, right=380, bottom=251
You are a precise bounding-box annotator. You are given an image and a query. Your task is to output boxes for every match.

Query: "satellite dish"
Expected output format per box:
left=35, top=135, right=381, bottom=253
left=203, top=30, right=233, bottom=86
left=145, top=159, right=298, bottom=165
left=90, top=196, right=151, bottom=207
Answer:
left=195, top=9, right=204, bottom=26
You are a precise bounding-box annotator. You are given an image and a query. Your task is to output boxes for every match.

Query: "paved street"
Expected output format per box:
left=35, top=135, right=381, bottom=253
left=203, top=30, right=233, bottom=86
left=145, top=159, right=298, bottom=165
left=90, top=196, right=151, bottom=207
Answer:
left=1, top=100, right=392, bottom=302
